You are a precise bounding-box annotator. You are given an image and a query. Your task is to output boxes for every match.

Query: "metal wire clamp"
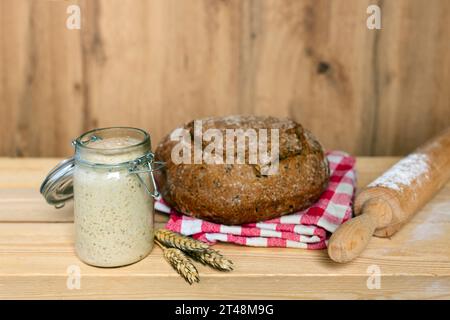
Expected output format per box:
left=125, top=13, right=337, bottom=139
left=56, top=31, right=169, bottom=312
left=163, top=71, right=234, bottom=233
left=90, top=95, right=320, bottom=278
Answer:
left=128, top=152, right=165, bottom=199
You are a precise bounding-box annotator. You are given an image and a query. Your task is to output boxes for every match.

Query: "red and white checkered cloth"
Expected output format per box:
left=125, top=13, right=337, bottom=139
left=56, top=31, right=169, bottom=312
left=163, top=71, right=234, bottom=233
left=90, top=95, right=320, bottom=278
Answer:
left=155, top=151, right=356, bottom=249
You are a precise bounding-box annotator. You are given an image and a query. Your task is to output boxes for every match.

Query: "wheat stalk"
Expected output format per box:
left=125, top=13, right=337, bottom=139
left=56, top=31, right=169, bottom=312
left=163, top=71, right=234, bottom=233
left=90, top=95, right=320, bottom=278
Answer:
left=188, top=248, right=234, bottom=271
left=155, top=229, right=209, bottom=252
left=156, top=240, right=200, bottom=284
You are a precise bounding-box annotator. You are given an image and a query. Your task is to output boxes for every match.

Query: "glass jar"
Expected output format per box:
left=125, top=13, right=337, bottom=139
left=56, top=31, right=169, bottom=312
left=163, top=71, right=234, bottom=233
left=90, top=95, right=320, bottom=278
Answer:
left=41, top=127, right=161, bottom=268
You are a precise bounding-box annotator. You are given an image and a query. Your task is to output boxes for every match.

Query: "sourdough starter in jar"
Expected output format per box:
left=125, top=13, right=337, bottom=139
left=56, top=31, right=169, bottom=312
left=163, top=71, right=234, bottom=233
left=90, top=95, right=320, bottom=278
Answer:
left=73, top=133, right=154, bottom=267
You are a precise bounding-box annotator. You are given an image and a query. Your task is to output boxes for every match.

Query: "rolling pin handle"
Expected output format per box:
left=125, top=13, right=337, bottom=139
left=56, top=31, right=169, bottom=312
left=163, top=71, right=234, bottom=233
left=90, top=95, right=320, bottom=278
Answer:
left=328, top=199, right=392, bottom=263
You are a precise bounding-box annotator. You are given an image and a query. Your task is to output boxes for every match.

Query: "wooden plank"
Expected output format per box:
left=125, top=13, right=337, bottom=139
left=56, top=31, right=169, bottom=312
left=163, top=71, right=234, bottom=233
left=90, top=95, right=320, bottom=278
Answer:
left=0, top=201, right=449, bottom=299
left=0, top=157, right=59, bottom=189
left=0, top=0, right=28, bottom=156
left=0, top=189, right=171, bottom=223
left=0, top=157, right=170, bottom=222
left=248, top=0, right=379, bottom=155
left=0, top=157, right=401, bottom=189
left=80, top=0, right=245, bottom=149
left=373, top=0, right=450, bottom=155
left=1, top=0, right=449, bottom=157
left=0, top=188, right=170, bottom=223
left=1, top=273, right=449, bottom=299
left=0, top=157, right=400, bottom=222
left=0, top=157, right=449, bottom=298
left=0, top=0, right=84, bottom=157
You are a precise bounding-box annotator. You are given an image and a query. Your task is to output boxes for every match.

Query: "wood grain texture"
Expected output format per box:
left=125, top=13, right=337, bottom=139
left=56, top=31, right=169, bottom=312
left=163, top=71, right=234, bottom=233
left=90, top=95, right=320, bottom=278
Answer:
left=0, top=157, right=449, bottom=299
left=0, top=0, right=449, bottom=157
left=79, top=0, right=245, bottom=146
left=0, top=0, right=84, bottom=157
left=373, top=0, right=450, bottom=155
left=271, top=0, right=381, bottom=154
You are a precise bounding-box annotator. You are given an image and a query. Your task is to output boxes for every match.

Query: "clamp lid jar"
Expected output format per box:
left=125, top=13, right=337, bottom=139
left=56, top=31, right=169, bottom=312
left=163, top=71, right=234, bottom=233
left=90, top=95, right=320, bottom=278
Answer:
left=41, top=127, right=162, bottom=268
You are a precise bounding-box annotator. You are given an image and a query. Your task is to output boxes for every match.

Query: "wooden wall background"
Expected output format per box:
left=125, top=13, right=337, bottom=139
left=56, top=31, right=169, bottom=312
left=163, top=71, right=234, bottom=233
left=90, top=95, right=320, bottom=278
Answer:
left=0, top=0, right=449, bottom=157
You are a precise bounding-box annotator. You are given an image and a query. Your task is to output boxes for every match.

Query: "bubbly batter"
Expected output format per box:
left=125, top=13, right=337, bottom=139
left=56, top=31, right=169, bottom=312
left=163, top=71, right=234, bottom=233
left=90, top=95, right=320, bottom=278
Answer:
left=73, top=136, right=154, bottom=267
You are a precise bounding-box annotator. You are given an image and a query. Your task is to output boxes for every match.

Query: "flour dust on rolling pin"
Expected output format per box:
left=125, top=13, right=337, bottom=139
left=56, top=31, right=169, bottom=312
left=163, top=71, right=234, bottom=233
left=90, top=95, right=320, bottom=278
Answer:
left=368, top=153, right=430, bottom=200
left=329, top=127, right=450, bottom=263
left=356, top=127, right=450, bottom=238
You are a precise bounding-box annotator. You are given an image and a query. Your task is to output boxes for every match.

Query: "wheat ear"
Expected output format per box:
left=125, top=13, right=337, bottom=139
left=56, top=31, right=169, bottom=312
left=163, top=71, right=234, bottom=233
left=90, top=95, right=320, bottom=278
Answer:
left=156, top=240, right=200, bottom=284
left=155, top=229, right=209, bottom=252
left=188, top=248, right=234, bottom=271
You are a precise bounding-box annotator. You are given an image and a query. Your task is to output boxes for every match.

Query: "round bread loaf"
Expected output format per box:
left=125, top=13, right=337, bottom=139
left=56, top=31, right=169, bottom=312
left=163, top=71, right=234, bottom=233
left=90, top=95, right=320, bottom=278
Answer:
left=155, top=115, right=329, bottom=225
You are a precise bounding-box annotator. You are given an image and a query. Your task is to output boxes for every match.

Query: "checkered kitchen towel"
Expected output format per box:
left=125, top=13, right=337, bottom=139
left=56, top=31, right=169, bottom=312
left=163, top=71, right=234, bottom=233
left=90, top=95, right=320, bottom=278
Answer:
left=155, top=151, right=356, bottom=249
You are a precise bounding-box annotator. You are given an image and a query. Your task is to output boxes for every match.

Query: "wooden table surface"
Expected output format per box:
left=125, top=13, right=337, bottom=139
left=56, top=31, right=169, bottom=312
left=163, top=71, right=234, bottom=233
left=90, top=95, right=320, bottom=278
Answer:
left=0, top=157, right=449, bottom=299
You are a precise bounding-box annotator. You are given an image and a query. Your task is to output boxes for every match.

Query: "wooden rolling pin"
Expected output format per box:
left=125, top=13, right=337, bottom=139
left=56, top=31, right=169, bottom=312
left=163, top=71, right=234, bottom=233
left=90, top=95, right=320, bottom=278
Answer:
left=328, top=127, right=450, bottom=263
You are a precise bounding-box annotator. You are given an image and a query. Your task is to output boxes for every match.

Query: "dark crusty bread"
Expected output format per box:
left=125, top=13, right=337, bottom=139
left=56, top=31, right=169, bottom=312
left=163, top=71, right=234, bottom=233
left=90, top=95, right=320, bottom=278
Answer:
left=155, top=115, right=329, bottom=225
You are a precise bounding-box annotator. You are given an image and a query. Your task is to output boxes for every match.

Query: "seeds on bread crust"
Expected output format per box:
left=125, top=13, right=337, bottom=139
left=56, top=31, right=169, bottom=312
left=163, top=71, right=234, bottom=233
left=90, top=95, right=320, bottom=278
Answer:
left=155, top=115, right=329, bottom=225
